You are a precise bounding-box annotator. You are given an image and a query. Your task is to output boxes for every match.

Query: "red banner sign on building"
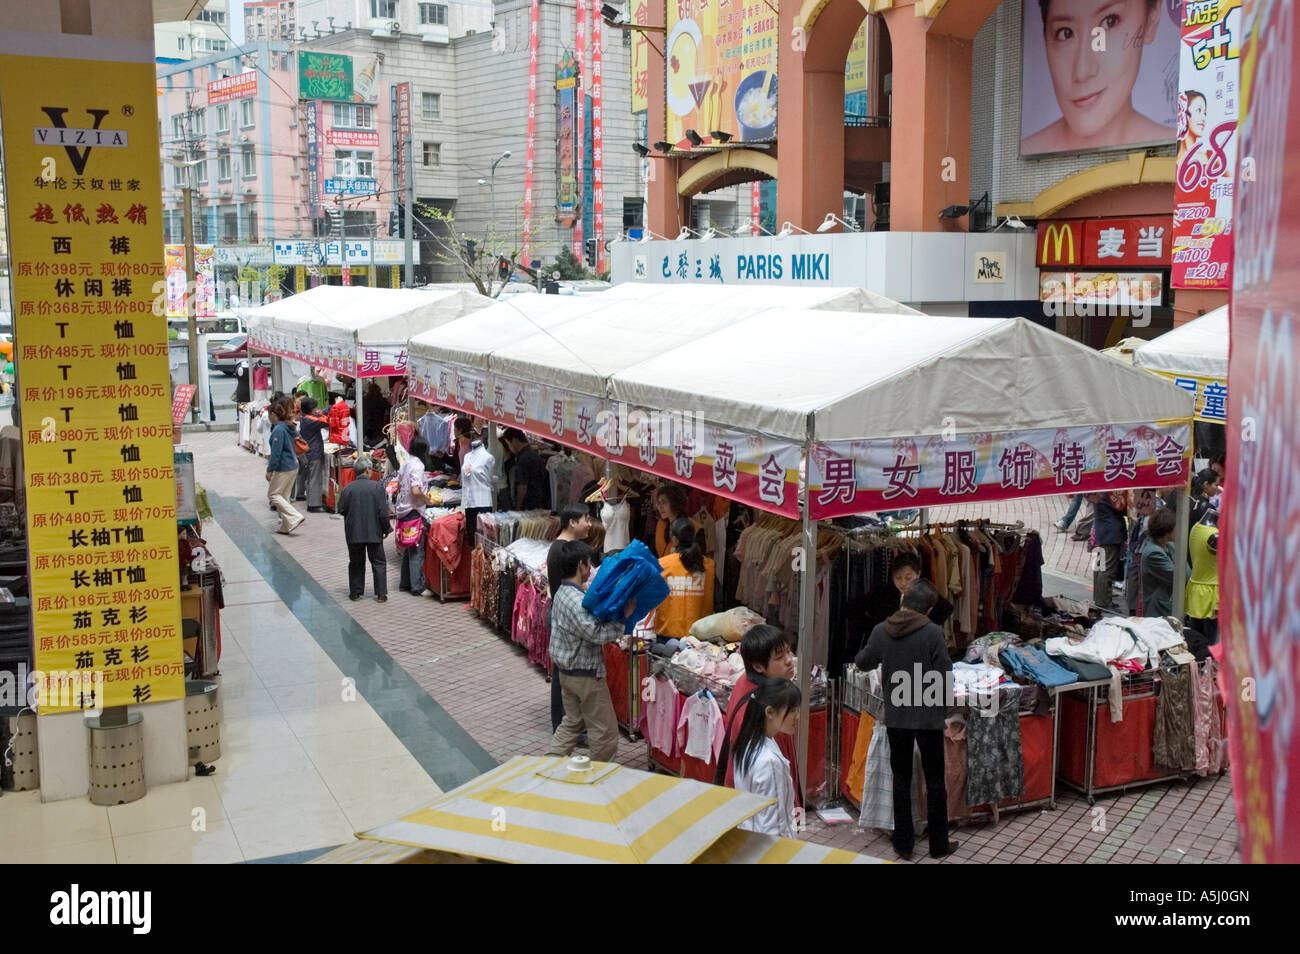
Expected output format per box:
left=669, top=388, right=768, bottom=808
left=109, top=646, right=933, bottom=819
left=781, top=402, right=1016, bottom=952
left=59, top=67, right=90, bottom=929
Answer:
left=574, top=0, right=586, bottom=261
left=592, top=0, right=605, bottom=272
left=1037, top=218, right=1173, bottom=267
left=207, top=71, right=257, bottom=105
left=752, top=182, right=761, bottom=235
left=522, top=0, right=540, bottom=264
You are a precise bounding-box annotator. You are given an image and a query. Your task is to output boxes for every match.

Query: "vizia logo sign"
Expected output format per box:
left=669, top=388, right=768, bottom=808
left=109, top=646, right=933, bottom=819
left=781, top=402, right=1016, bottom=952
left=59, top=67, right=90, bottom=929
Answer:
left=35, top=107, right=128, bottom=175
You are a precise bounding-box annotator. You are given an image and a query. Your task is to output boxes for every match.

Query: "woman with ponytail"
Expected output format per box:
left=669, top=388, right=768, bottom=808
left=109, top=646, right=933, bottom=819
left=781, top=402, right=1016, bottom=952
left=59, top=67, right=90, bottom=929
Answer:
left=732, top=679, right=801, bottom=838
left=650, top=516, right=715, bottom=639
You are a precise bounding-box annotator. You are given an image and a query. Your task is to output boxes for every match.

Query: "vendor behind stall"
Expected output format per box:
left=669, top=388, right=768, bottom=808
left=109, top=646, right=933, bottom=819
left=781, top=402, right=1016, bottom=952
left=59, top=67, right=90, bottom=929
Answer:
left=650, top=518, right=715, bottom=639
left=362, top=381, right=390, bottom=445
left=888, top=554, right=953, bottom=626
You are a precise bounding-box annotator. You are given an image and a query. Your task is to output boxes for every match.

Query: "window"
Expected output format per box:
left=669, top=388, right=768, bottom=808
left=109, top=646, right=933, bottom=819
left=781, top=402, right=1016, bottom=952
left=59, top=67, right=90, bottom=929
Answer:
left=370, top=0, right=397, bottom=17
left=215, top=104, right=230, bottom=132
left=422, top=142, right=440, bottom=167
left=221, top=207, right=239, bottom=241
left=331, top=104, right=372, bottom=128
left=419, top=3, right=447, bottom=25
left=171, top=115, right=185, bottom=140
left=240, top=98, right=255, bottom=128
left=421, top=92, right=440, bottom=120
left=192, top=108, right=207, bottom=136
left=241, top=144, right=256, bottom=178
left=195, top=160, right=208, bottom=186
left=217, top=151, right=232, bottom=181
left=178, top=37, right=185, bottom=51
left=334, top=150, right=374, bottom=178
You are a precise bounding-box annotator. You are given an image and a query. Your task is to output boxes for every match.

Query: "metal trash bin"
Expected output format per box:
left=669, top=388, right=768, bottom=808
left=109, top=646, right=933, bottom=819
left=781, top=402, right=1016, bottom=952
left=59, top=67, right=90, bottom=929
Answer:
left=88, top=712, right=146, bottom=806
left=2, top=713, right=39, bottom=791
left=185, top=680, right=221, bottom=763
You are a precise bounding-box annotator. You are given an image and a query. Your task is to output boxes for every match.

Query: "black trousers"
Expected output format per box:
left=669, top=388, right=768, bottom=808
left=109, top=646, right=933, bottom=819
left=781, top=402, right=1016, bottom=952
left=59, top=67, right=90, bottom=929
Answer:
left=886, top=727, right=950, bottom=856
left=348, top=541, right=387, bottom=597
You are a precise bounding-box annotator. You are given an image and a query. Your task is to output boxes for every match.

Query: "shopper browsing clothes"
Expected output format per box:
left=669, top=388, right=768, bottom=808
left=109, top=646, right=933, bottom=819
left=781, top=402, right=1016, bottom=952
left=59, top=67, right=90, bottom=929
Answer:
left=732, top=679, right=802, bottom=839
left=1089, top=491, right=1128, bottom=610
left=503, top=428, right=550, bottom=511
left=395, top=436, right=431, bottom=597
left=1139, top=508, right=1180, bottom=619
left=337, top=454, right=390, bottom=603
left=265, top=399, right=305, bottom=535
left=721, top=625, right=800, bottom=804
left=547, top=541, right=636, bottom=763
left=855, top=580, right=957, bottom=860
left=547, top=504, right=595, bottom=732
left=297, top=397, right=329, bottom=512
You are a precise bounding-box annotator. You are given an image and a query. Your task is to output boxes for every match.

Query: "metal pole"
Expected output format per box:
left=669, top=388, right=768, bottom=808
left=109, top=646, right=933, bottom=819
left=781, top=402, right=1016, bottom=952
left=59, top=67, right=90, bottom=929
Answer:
left=1172, top=490, right=1190, bottom=622
left=183, top=184, right=199, bottom=423
left=404, top=139, right=415, bottom=288
left=795, top=414, right=816, bottom=808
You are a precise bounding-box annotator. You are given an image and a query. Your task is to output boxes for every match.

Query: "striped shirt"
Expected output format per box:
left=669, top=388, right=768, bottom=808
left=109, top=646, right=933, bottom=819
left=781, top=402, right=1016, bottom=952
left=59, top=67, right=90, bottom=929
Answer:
left=548, top=583, right=623, bottom=676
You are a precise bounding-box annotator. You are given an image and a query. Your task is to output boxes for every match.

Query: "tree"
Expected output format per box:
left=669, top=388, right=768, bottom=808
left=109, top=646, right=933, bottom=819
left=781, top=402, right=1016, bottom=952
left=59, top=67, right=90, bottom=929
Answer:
left=415, top=201, right=523, bottom=298
left=551, top=247, right=591, bottom=281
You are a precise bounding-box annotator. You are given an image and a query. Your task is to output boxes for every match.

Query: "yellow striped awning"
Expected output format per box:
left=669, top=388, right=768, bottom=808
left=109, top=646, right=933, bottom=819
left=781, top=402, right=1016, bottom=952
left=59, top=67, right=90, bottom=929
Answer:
left=358, top=755, right=773, bottom=864
left=695, top=828, right=889, bottom=864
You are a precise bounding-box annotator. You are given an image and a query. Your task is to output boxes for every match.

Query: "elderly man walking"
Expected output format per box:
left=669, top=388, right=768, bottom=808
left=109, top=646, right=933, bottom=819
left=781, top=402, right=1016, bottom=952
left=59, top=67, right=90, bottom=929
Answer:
left=337, top=455, right=390, bottom=602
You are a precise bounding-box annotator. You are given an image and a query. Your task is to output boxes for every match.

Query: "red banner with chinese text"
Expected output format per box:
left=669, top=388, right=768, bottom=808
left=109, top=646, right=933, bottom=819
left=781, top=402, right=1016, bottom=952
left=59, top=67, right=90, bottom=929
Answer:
left=592, top=0, right=605, bottom=272
left=522, top=0, right=540, bottom=264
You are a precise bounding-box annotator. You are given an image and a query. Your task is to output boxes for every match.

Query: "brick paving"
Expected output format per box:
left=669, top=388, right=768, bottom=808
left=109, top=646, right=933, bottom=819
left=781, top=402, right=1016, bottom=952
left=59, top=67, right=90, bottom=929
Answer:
left=187, top=431, right=1239, bottom=863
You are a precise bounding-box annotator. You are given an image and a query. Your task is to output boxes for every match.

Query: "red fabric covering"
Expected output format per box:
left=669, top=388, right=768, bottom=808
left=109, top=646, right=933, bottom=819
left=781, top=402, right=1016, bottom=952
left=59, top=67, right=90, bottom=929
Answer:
left=424, top=512, right=470, bottom=596
left=1059, top=693, right=1165, bottom=789
left=328, top=400, right=350, bottom=444
left=967, top=712, right=1054, bottom=811
left=604, top=644, right=630, bottom=726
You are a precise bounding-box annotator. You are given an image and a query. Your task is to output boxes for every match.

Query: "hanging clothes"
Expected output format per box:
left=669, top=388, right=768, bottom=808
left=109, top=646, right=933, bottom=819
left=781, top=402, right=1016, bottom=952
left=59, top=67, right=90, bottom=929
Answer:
left=965, top=685, right=1024, bottom=806
left=1153, top=661, right=1196, bottom=772
left=677, top=692, right=725, bottom=763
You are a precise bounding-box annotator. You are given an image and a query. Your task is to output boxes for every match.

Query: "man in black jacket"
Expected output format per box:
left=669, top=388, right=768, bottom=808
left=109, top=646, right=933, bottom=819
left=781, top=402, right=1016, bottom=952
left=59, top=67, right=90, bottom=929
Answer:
left=855, top=580, right=956, bottom=860
left=337, top=455, right=390, bottom=602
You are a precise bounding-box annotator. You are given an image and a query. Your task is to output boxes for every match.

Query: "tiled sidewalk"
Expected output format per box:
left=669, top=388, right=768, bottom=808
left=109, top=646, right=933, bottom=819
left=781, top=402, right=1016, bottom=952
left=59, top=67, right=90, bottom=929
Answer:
left=187, top=432, right=1239, bottom=864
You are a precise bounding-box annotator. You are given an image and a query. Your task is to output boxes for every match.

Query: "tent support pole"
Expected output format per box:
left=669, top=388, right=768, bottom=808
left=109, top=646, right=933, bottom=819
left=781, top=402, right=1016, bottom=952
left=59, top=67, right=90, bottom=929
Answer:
left=1172, top=489, right=1190, bottom=622
left=271, top=355, right=283, bottom=394
left=795, top=413, right=816, bottom=815
left=356, top=377, right=364, bottom=450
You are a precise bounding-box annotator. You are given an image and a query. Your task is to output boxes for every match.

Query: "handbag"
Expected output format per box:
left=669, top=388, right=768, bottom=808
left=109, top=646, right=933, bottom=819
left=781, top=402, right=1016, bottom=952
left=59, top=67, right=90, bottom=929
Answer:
left=395, top=512, right=423, bottom=549
left=294, top=436, right=309, bottom=455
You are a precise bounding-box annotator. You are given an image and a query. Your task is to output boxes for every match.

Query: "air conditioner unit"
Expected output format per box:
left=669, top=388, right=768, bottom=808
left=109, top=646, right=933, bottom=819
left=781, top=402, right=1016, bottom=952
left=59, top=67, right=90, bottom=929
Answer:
left=390, top=19, right=402, bottom=34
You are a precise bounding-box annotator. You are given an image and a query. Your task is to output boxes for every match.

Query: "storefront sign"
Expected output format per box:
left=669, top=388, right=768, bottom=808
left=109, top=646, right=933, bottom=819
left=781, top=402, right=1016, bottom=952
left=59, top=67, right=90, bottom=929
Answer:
left=214, top=243, right=274, bottom=266
left=325, top=128, right=380, bottom=148
left=298, top=51, right=353, bottom=102
left=1, top=50, right=184, bottom=713
left=324, top=177, right=378, bottom=195
left=591, top=0, right=605, bottom=272
left=1019, top=0, right=1179, bottom=157
left=271, top=239, right=415, bottom=266
left=1037, top=218, right=1172, bottom=267
left=973, top=251, right=1007, bottom=284
left=1172, top=0, right=1241, bottom=289
left=393, top=81, right=411, bottom=195
left=1149, top=370, right=1226, bottom=423
left=1039, top=271, right=1164, bottom=308
left=630, top=0, right=650, bottom=114
left=1220, top=0, right=1300, bottom=863
left=206, top=71, right=257, bottom=105
left=557, top=55, right=579, bottom=218
left=163, top=244, right=215, bottom=318
left=666, top=0, right=779, bottom=143
left=807, top=421, right=1192, bottom=518
left=306, top=100, right=320, bottom=216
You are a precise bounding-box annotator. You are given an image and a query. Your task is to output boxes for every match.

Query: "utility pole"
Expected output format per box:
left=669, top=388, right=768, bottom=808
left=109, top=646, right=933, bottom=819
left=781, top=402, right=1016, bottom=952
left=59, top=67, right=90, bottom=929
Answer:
left=404, top=138, right=414, bottom=288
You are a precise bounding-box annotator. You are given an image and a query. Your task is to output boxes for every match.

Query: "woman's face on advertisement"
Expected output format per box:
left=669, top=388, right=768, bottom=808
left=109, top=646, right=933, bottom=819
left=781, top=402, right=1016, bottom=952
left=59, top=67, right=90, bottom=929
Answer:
left=1043, top=0, right=1159, bottom=139
left=1187, top=95, right=1207, bottom=137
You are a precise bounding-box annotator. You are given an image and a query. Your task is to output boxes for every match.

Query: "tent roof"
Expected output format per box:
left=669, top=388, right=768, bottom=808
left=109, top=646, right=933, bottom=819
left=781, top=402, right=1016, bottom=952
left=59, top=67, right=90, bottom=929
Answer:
left=407, top=294, right=587, bottom=369
left=1133, top=305, right=1228, bottom=381
left=610, top=312, right=1196, bottom=442
left=597, top=283, right=925, bottom=316
left=247, top=285, right=490, bottom=346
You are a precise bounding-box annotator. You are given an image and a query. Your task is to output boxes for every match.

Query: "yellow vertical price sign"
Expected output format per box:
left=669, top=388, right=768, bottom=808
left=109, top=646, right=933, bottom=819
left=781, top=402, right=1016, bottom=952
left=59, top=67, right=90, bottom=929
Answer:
left=0, top=54, right=184, bottom=713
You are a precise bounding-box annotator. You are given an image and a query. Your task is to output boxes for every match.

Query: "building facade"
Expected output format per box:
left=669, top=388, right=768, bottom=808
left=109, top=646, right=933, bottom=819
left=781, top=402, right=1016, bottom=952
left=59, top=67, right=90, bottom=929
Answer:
left=155, top=0, right=233, bottom=62
left=244, top=0, right=297, bottom=42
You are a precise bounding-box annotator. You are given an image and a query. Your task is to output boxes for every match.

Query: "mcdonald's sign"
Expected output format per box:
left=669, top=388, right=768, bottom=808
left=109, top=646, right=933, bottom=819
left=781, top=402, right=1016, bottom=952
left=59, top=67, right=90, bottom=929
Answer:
left=1037, top=220, right=1082, bottom=266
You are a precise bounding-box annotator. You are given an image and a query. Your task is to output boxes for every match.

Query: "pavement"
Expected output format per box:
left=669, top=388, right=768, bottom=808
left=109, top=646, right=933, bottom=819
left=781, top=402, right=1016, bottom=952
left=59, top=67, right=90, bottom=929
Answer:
left=187, top=432, right=1241, bottom=864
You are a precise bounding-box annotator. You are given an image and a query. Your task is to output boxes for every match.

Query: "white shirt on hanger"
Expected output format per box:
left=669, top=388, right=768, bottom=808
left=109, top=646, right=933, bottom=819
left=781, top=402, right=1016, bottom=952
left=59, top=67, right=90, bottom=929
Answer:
left=460, top=441, right=496, bottom=509
left=601, top=498, right=632, bottom=552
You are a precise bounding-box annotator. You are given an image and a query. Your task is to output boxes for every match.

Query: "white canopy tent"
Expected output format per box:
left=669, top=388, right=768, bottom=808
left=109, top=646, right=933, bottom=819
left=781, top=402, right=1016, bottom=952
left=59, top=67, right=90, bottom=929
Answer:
left=1133, top=305, right=1228, bottom=380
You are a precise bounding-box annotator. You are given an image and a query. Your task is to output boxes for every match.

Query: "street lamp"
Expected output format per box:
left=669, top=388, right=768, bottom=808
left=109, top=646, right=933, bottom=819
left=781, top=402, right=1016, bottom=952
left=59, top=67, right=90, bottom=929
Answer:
left=164, top=156, right=205, bottom=423
left=487, top=149, right=512, bottom=225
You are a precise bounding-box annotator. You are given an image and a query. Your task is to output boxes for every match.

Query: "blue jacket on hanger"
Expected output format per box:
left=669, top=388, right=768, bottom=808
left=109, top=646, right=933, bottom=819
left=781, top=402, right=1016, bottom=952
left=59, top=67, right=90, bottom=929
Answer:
left=582, top=540, right=669, bottom=634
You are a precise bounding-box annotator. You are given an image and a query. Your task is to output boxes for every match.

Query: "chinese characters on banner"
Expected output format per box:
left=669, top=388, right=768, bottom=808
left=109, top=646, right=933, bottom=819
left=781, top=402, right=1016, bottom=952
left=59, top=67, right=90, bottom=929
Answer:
left=1172, top=0, right=1242, bottom=289
left=163, top=244, right=215, bottom=318
left=557, top=58, right=579, bottom=218
left=751, top=182, right=761, bottom=236
left=592, top=0, right=605, bottom=272
left=807, top=423, right=1192, bottom=518
left=206, top=71, right=257, bottom=105
left=574, top=0, right=586, bottom=261
left=306, top=100, right=321, bottom=218
left=1036, top=217, right=1173, bottom=267
left=1149, top=370, right=1227, bottom=423
left=246, top=329, right=407, bottom=378
left=1220, top=0, right=1300, bottom=864
left=522, top=0, right=540, bottom=264
left=630, top=0, right=650, bottom=114
left=0, top=53, right=184, bottom=713
left=393, top=82, right=411, bottom=196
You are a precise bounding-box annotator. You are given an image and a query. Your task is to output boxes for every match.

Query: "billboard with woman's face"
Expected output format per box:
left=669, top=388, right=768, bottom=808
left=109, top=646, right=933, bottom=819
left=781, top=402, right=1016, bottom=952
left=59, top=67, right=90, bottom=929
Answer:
left=1021, top=0, right=1180, bottom=156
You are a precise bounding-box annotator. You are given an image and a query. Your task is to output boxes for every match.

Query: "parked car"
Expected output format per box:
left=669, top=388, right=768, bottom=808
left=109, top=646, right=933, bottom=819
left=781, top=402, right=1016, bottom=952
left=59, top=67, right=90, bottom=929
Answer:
left=207, top=334, right=249, bottom=375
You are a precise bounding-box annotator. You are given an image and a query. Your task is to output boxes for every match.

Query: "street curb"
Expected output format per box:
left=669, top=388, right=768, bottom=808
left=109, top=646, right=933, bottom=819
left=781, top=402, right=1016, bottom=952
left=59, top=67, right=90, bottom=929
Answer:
left=182, top=422, right=239, bottom=433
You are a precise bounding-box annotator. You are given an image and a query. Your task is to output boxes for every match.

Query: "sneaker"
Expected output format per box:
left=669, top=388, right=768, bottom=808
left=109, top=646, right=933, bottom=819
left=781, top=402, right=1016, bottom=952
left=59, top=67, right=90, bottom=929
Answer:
left=285, top=515, right=305, bottom=534
left=931, top=840, right=959, bottom=859
left=1054, top=519, right=1071, bottom=532
left=349, top=595, right=361, bottom=602
left=376, top=594, right=387, bottom=603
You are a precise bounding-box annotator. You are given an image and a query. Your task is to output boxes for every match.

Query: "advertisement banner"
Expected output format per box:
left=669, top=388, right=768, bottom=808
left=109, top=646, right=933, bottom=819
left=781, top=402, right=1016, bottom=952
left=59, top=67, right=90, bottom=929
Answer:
left=0, top=52, right=184, bottom=713
left=845, top=22, right=868, bottom=123
left=666, top=0, right=779, bottom=143
left=557, top=55, right=578, bottom=218
left=619, top=407, right=801, bottom=518
left=1220, top=0, right=1300, bottom=864
left=1039, top=271, right=1165, bottom=308
left=325, top=128, right=381, bottom=148
left=272, top=239, right=415, bottom=265
left=1148, top=370, right=1226, bottom=422
left=751, top=182, right=761, bottom=236
left=807, top=422, right=1192, bottom=518
left=394, top=81, right=411, bottom=196
left=574, top=0, right=586, bottom=260
left=592, top=0, right=605, bottom=271
left=1037, top=217, right=1172, bottom=267
left=630, top=0, right=651, bottom=114
left=306, top=100, right=320, bottom=216
left=522, top=0, right=540, bottom=263
left=206, top=71, right=257, bottom=105
left=1172, top=0, right=1242, bottom=289
left=163, top=244, right=215, bottom=318
left=1019, top=0, right=1179, bottom=157
left=298, top=51, right=354, bottom=102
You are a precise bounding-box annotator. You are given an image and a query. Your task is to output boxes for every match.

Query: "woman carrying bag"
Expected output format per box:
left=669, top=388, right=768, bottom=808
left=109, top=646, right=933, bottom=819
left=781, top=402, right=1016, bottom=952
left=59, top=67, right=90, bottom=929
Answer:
left=394, top=436, right=431, bottom=597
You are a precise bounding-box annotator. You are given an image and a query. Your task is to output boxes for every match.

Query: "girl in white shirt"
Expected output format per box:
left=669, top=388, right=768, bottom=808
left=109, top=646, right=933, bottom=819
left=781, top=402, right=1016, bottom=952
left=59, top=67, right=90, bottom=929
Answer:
left=732, top=680, right=801, bottom=839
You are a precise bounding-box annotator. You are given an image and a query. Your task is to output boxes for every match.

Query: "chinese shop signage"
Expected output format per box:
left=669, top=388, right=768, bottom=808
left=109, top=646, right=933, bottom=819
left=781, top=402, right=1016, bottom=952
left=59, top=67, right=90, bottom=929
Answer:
left=1036, top=217, right=1174, bottom=268
left=0, top=52, right=184, bottom=713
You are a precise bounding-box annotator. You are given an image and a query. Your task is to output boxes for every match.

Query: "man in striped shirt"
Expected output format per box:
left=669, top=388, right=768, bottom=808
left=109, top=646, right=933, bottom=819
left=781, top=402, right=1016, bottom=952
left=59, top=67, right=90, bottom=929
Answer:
left=547, top=541, right=635, bottom=763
